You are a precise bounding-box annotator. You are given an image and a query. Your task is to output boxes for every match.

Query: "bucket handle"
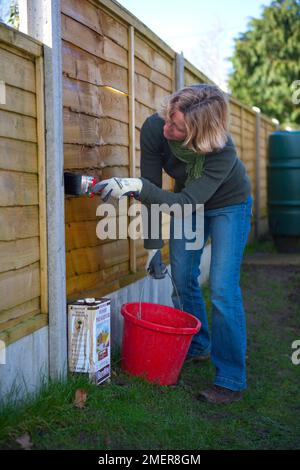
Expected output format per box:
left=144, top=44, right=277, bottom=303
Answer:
left=138, top=268, right=183, bottom=320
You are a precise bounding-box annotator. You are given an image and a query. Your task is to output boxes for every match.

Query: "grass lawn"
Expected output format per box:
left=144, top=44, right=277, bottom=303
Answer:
left=0, top=243, right=299, bottom=450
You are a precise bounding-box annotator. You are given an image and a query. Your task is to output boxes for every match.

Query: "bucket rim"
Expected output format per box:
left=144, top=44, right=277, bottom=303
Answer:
left=121, top=302, right=201, bottom=335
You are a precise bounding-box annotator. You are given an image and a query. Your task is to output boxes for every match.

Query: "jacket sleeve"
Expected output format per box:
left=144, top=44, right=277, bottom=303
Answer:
left=138, top=143, right=237, bottom=212
left=140, top=116, right=164, bottom=249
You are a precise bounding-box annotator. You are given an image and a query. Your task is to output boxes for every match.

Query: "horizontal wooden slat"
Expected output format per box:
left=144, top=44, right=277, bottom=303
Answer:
left=135, top=74, right=169, bottom=110
left=63, top=75, right=128, bottom=123
left=64, top=143, right=128, bottom=170
left=0, top=299, right=41, bottom=334
left=67, top=220, right=104, bottom=250
left=229, top=123, right=241, bottom=136
left=67, top=259, right=130, bottom=297
left=229, top=103, right=242, bottom=117
left=0, top=22, right=42, bottom=58
left=184, top=59, right=211, bottom=83
left=0, top=309, right=40, bottom=333
left=135, top=100, right=154, bottom=130
left=65, top=197, right=101, bottom=223
left=243, top=136, right=256, bottom=145
left=101, top=166, right=129, bottom=178
left=66, top=214, right=129, bottom=250
left=61, top=13, right=128, bottom=68
left=0, top=297, right=40, bottom=326
left=89, top=0, right=175, bottom=58
left=0, top=206, right=39, bottom=240
left=184, top=72, right=202, bottom=86
left=66, top=240, right=129, bottom=277
left=63, top=108, right=129, bottom=146
left=68, top=247, right=172, bottom=298
left=135, top=57, right=173, bottom=92
left=62, top=0, right=129, bottom=49
left=0, top=109, right=37, bottom=142
left=0, top=262, right=40, bottom=311
left=62, top=41, right=128, bottom=92
left=243, top=110, right=256, bottom=121
left=0, top=237, right=40, bottom=273
left=0, top=46, right=36, bottom=92
left=134, top=34, right=173, bottom=78
left=0, top=171, right=38, bottom=206
left=229, top=96, right=257, bottom=119
left=243, top=120, right=256, bottom=132
left=230, top=114, right=243, bottom=128
left=229, top=118, right=241, bottom=131
left=62, top=0, right=106, bottom=35
left=243, top=143, right=255, bottom=158
left=0, top=313, right=48, bottom=347
left=65, top=194, right=128, bottom=223
left=231, top=133, right=241, bottom=147
left=0, top=138, right=37, bottom=173
left=244, top=134, right=256, bottom=145
left=242, top=122, right=256, bottom=133
left=0, top=84, right=36, bottom=117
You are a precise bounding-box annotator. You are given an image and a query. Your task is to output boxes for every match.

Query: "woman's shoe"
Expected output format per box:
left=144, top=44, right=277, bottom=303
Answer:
left=198, top=385, right=242, bottom=404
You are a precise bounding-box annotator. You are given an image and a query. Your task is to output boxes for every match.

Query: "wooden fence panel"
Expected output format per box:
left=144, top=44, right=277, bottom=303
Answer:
left=62, top=0, right=176, bottom=298
left=184, top=63, right=275, bottom=238
left=62, top=0, right=132, bottom=298
left=0, top=24, right=48, bottom=346
left=0, top=1, right=276, bottom=342
left=133, top=29, right=174, bottom=275
left=62, top=0, right=275, bottom=299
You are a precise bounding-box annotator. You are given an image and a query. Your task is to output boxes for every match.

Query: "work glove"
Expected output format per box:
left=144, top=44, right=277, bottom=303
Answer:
left=92, top=177, right=143, bottom=202
left=145, top=249, right=167, bottom=279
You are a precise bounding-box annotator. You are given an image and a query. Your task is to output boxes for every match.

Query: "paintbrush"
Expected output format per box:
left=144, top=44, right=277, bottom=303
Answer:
left=64, top=172, right=97, bottom=197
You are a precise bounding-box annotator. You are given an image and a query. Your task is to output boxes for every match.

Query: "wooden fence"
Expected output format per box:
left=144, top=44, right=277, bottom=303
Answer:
left=62, top=0, right=275, bottom=300
left=0, top=0, right=276, bottom=346
left=62, top=0, right=175, bottom=299
left=184, top=61, right=275, bottom=229
left=0, top=25, right=48, bottom=346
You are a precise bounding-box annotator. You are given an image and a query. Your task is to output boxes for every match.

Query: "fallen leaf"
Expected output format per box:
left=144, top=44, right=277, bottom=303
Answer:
left=16, top=433, right=33, bottom=450
left=74, top=388, right=87, bottom=409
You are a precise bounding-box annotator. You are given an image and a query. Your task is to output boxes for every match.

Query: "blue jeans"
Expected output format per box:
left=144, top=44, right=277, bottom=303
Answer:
left=169, top=195, right=253, bottom=391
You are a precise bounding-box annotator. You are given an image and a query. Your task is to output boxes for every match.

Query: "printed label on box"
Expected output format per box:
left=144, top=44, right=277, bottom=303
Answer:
left=68, top=298, right=111, bottom=384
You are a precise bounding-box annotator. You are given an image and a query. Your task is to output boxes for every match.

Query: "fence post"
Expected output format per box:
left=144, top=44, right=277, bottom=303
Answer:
left=175, top=52, right=184, bottom=90
left=128, top=25, right=137, bottom=273
left=253, top=107, right=261, bottom=239
left=21, top=0, right=67, bottom=380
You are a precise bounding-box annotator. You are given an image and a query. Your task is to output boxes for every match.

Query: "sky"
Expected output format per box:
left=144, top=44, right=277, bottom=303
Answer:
left=117, top=0, right=273, bottom=91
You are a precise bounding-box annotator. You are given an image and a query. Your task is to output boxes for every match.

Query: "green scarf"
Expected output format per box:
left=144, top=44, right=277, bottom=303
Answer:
left=167, top=140, right=205, bottom=184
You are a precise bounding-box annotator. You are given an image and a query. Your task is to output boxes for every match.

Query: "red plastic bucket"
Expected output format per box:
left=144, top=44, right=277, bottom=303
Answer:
left=120, top=302, right=201, bottom=386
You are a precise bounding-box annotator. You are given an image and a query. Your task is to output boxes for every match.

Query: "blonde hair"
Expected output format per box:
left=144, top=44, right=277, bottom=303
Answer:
left=159, top=84, right=229, bottom=154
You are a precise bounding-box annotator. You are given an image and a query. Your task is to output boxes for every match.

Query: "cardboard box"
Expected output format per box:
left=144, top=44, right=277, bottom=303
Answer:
left=68, top=297, right=111, bottom=385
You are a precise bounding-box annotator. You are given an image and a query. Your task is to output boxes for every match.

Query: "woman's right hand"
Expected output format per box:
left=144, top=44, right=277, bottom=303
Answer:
left=145, top=249, right=167, bottom=279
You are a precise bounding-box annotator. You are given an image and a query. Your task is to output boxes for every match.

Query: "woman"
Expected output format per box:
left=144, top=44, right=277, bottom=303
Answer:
left=94, top=84, right=253, bottom=404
